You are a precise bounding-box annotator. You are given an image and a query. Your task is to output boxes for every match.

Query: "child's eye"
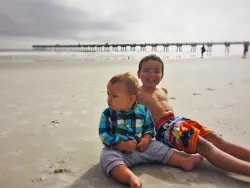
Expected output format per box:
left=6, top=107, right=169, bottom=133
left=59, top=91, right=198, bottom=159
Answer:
left=143, top=69, right=149, bottom=72
left=113, top=95, right=118, bottom=98
left=154, top=70, right=160, bottom=73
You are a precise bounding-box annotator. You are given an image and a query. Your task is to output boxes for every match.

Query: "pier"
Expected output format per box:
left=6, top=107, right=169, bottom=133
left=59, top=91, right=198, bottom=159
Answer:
left=32, top=41, right=249, bottom=54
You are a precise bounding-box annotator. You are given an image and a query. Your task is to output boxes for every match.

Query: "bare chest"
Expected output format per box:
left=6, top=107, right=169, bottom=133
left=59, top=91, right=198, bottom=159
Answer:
left=138, top=90, right=168, bottom=106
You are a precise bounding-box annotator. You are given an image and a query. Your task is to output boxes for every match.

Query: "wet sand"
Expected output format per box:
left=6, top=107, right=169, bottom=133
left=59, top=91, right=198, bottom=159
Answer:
left=0, top=56, right=249, bottom=188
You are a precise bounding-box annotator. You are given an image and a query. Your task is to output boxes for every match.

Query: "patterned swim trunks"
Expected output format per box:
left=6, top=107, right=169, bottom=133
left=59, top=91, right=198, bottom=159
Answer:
left=155, top=115, right=213, bottom=154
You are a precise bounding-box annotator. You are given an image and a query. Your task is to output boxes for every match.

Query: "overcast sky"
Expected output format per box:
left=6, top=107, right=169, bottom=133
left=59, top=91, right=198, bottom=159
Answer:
left=0, top=0, right=249, bottom=49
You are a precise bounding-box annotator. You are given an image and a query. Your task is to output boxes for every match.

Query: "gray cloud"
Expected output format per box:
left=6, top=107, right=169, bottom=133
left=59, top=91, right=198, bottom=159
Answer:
left=0, top=0, right=123, bottom=38
left=0, top=0, right=250, bottom=49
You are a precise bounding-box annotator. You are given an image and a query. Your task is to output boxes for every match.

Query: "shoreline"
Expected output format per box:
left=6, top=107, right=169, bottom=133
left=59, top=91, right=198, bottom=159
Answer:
left=0, top=49, right=246, bottom=62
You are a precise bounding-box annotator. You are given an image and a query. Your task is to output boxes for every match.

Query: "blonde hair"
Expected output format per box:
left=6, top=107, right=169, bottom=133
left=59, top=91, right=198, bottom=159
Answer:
left=108, top=72, right=140, bottom=97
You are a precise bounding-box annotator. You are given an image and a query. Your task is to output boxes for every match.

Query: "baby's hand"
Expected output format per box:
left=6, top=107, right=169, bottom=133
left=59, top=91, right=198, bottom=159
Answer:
left=137, top=137, right=150, bottom=152
left=115, top=140, right=137, bottom=152
left=123, top=140, right=137, bottom=152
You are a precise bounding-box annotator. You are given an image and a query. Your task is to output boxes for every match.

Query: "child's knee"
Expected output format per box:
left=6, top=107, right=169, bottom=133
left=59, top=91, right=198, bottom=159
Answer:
left=100, top=148, right=125, bottom=175
left=196, top=136, right=214, bottom=154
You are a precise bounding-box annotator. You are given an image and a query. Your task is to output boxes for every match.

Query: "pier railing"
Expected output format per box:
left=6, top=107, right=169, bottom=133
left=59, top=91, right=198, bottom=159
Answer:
left=32, top=41, right=249, bottom=54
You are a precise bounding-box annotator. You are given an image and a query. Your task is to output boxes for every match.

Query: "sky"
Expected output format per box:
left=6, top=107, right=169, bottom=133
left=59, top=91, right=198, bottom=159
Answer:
left=0, top=0, right=249, bottom=49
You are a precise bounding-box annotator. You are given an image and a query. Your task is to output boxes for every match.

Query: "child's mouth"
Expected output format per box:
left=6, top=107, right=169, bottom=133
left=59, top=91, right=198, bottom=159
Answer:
left=146, top=78, right=156, bottom=83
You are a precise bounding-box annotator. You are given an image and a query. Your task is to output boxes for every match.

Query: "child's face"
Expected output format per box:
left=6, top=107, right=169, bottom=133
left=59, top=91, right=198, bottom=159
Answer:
left=137, top=60, right=163, bottom=87
left=107, top=82, right=135, bottom=111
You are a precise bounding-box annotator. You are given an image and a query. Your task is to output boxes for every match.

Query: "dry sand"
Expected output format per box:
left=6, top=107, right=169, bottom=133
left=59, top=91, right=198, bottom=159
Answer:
left=0, top=56, right=250, bottom=188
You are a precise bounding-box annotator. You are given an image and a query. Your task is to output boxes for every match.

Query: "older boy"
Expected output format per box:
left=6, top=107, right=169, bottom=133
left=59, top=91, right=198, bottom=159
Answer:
left=137, top=54, right=250, bottom=176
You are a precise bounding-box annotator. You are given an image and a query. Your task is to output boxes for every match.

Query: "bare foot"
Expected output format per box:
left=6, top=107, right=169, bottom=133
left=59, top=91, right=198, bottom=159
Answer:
left=129, top=176, right=142, bottom=188
left=181, top=154, right=203, bottom=171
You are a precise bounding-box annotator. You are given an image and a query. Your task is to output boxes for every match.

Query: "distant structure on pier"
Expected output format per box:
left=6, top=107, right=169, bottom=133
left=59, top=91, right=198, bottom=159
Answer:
left=32, top=41, right=249, bottom=56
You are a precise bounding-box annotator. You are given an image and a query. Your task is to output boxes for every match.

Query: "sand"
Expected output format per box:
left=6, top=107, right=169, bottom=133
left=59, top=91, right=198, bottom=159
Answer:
left=0, top=55, right=249, bottom=188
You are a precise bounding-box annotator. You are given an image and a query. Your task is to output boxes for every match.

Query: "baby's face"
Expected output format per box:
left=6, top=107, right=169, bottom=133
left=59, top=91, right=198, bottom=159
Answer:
left=138, top=60, right=163, bottom=87
left=107, top=82, right=134, bottom=111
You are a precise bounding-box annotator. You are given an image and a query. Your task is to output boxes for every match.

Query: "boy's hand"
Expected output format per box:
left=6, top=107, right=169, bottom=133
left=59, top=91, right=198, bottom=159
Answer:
left=114, top=140, right=137, bottom=152
left=137, top=135, right=152, bottom=152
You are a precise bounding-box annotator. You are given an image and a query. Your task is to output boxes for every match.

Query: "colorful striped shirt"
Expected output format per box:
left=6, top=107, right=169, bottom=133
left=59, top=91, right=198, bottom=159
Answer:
left=99, top=103, right=155, bottom=147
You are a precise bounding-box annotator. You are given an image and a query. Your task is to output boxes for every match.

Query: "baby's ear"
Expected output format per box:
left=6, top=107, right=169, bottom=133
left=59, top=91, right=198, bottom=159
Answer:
left=129, top=95, right=137, bottom=103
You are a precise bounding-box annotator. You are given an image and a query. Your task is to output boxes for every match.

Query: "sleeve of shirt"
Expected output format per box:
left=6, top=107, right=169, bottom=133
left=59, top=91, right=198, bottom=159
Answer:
left=142, top=107, right=155, bottom=138
left=98, top=111, right=122, bottom=147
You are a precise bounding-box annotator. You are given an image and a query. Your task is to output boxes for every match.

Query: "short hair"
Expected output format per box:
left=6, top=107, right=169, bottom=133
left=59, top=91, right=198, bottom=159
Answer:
left=138, top=54, right=164, bottom=75
left=108, top=72, right=139, bottom=97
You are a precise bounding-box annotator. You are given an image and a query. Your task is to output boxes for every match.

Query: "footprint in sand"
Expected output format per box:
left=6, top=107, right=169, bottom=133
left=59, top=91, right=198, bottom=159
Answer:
left=49, top=120, right=60, bottom=127
left=50, top=120, right=59, bottom=124
left=42, top=159, right=72, bottom=177
left=192, top=93, right=202, bottom=96
left=169, top=97, right=176, bottom=100
left=53, top=168, right=72, bottom=174
left=31, top=177, right=46, bottom=182
left=206, top=88, right=215, bottom=91
left=52, top=159, right=72, bottom=174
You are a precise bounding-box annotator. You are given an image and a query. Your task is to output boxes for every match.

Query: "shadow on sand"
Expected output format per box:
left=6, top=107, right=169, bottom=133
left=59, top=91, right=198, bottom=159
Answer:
left=68, top=160, right=250, bottom=188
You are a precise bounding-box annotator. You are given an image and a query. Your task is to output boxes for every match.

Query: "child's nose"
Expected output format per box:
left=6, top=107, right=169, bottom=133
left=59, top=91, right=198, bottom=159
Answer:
left=148, top=71, right=154, bottom=75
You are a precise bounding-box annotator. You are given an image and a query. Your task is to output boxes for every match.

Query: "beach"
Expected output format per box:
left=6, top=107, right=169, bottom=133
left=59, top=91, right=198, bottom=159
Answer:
left=0, top=55, right=250, bottom=188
